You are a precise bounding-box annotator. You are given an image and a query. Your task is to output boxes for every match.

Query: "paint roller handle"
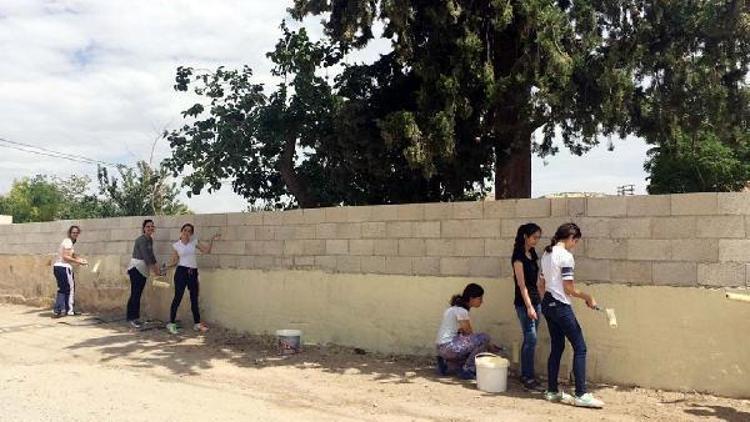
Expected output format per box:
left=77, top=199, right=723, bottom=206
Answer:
left=584, top=294, right=597, bottom=310
left=593, top=305, right=608, bottom=312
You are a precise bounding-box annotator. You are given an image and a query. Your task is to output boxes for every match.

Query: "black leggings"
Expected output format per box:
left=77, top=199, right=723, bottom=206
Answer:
left=170, top=266, right=200, bottom=324
left=126, top=268, right=147, bottom=321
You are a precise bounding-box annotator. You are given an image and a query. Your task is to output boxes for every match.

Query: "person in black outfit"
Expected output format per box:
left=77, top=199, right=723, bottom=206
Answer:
left=511, top=223, right=544, bottom=391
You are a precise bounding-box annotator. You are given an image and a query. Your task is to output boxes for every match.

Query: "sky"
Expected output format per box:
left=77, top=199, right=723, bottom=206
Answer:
left=0, top=1, right=650, bottom=213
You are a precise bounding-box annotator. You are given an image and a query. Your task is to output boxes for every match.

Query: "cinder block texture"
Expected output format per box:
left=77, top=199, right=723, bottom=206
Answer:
left=698, top=263, right=746, bottom=287
left=3, top=192, right=747, bottom=286
left=671, top=193, right=717, bottom=216
left=627, top=195, right=671, bottom=217
left=653, top=262, right=697, bottom=286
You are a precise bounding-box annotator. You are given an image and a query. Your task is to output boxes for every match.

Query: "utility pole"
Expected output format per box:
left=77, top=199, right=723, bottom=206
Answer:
left=617, top=184, right=635, bottom=196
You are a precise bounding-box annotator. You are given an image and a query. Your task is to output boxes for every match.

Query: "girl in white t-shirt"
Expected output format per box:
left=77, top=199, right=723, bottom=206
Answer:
left=434, top=283, right=492, bottom=379
left=52, top=225, right=88, bottom=317
left=164, top=223, right=220, bottom=334
left=538, top=222, right=604, bottom=408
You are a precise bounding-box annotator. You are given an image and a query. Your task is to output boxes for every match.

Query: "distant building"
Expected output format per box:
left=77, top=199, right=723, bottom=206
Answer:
left=484, top=191, right=608, bottom=200
left=541, top=192, right=609, bottom=199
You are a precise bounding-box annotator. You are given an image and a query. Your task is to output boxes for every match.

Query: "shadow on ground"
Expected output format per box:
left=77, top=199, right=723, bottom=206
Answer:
left=684, top=404, right=750, bottom=422
left=54, top=309, right=550, bottom=400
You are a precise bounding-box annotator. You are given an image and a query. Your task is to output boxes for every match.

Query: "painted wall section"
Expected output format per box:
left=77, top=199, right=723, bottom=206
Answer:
left=0, top=193, right=749, bottom=397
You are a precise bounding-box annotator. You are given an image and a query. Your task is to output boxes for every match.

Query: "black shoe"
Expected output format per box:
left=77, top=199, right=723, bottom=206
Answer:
left=52, top=312, right=64, bottom=319
left=522, top=377, right=545, bottom=392
left=436, top=356, right=448, bottom=376
left=458, top=368, right=476, bottom=380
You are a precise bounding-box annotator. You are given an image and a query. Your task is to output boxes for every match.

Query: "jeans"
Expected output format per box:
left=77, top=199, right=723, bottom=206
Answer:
left=515, top=304, right=541, bottom=380
left=126, top=268, right=147, bottom=321
left=170, top=266, right=201, bottom=324
left=541, top=293, right=588, bottom=397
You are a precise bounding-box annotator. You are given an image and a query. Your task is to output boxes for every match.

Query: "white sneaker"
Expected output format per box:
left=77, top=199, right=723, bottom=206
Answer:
left=166, top=323, right=179, bottom=335
left=193, top=322, right=208, bottom=333
left=574, top=393, right=604, bottom=408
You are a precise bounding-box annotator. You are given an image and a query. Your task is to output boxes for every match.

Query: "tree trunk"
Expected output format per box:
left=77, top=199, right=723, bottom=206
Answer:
left=494, top=132, right=532, bottom=199
left=279, top=136, right=318, bottom=208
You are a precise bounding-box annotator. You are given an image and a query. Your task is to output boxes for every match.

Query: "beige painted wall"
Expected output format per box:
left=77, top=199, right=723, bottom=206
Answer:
left=1, top=193, right=749, bottom=397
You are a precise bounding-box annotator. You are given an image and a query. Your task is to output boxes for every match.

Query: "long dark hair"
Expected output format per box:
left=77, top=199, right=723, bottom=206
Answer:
left=544, top=222, right=582, bottom=253
left=450, top=283, right=484, bottom=310
left=67, top=225, right=80, bottom=244
left=513, top=223, right=541, bottom=261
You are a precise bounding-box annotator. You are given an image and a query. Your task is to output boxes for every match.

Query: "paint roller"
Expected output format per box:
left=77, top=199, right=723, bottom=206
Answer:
left=593, top=305, right=618, bottom=328
left=90, top=259, right=101, bottom=274
left=725, top=291, right=750, bottom=303
left=151, top=263, right=171, bottom=288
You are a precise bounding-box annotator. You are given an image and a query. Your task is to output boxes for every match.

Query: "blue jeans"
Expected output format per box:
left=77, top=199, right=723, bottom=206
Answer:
left=515, top=304, right=541, bottom=380
left=541, top=293, right=588, bottom=397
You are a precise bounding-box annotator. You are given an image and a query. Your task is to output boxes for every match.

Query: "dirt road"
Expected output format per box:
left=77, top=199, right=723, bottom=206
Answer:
left=0, top=304, right=747, bottom=421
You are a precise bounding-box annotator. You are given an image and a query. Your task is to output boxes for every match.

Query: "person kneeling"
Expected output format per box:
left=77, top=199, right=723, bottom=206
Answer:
left=435, top=283, right=493, bottom=379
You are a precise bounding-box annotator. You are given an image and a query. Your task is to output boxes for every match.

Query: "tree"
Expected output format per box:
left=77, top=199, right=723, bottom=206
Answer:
left=645, top=130, right=750, bottom=194
left=56, top=175, right=111, bottom=220
left=0, top=175, right=64, bottom=223
left=0, top=164, right=189, bottom=223
left=96, top=161, right=189, bottom=217
left=291, top=1, right=750, bottom=198
left=166, top=24, right=492, bottom=209
left=627, top=2, right=750, bottom=193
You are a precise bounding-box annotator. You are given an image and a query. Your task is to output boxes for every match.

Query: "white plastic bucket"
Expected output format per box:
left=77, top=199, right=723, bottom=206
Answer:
left=276, top=329, right=302, bottom=355
left=475, top=352, right=509, bottom=393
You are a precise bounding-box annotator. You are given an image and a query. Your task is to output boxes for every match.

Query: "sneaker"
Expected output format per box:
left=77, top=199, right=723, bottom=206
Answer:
left=52, top=312, right=64, bottom=319
left=128, top=320, right=143, bottom=329
left=67, top=310, right=81, bottom=316
left=573, top=393, right=604, bottom=408
left=193, top=322, right=209, bottom=333
left=436, top=356, right=448, bottom=376
left=522, top=377, right=545, bottom=392
left=166, top=322, right=179, bottom=335
left=545, top=390, right=574, bottom=404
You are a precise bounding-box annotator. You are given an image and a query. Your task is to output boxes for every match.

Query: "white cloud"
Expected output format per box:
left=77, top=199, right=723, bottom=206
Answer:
left=0, top=0, right=648, bottom=214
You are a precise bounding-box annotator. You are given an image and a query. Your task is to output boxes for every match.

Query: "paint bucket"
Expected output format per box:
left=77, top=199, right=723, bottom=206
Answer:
left=276, top=329, right=302, bottom=355
left=475, top=352, right=509, bottom=393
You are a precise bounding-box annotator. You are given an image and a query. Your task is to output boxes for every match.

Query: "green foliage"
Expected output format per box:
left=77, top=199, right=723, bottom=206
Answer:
left=166, top=23, right=488, bottom=209
left=56, top=175, right=111, bottom=220
left=97, top=161, right=190, bottom=217
left=291, top=0, right=750, bottom=196
left=645, top=130, right=750, bottom=194
left=0, top=175, right=65, bottom=223
left=167, top=2, right=750, bottom=205
left=0, top=162, right=189, bottom=223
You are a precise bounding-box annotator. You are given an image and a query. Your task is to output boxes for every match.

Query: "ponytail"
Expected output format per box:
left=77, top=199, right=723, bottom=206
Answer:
left=545, top=222, right=582, bottom=253
left=449, top=283, right=485, bottom=310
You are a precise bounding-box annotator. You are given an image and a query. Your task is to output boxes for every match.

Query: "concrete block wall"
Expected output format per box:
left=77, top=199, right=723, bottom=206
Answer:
left=1, top=194, right=750, bottom=397
left=0, top=193, right=749, bottom=288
